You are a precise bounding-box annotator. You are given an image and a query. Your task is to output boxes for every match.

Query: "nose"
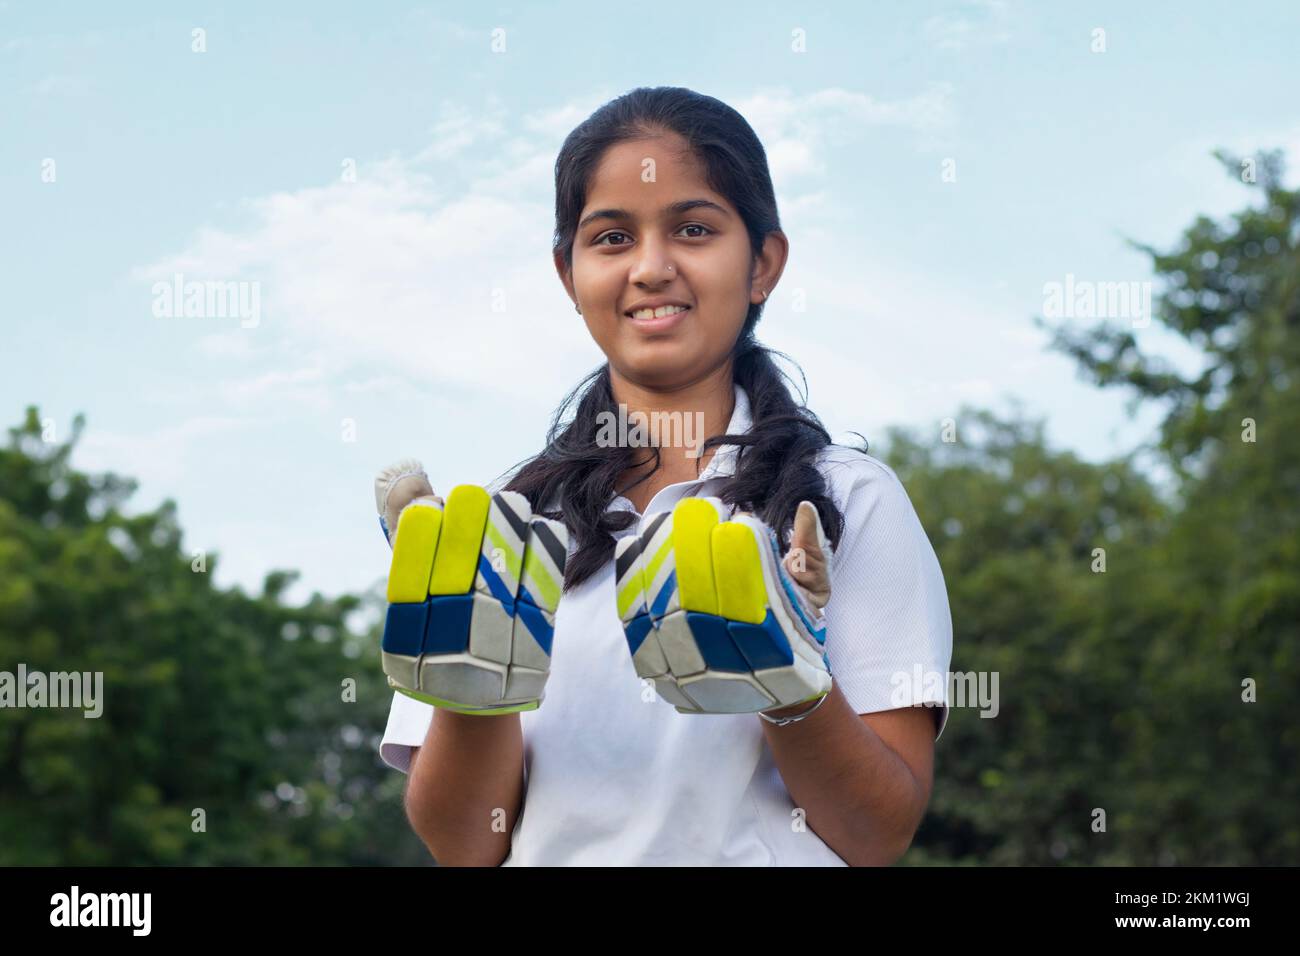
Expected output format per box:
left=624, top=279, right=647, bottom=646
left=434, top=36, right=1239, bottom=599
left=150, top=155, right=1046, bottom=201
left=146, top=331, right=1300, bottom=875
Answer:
left=628, top=238, right=677, bottom=286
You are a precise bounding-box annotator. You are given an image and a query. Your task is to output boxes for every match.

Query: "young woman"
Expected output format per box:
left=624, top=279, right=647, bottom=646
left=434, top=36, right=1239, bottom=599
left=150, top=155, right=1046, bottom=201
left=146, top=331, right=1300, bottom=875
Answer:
left=377, top=86, right=953, bottom=866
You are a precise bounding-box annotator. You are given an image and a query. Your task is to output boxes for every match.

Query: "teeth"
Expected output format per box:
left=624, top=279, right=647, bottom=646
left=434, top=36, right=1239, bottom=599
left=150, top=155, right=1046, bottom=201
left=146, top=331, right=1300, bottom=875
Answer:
left=629, top=305, right=689, bottom=320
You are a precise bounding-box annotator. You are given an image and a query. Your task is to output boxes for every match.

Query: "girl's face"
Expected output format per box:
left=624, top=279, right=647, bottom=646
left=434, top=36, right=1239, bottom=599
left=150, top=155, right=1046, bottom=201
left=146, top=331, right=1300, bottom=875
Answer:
left=559, top=132, right=784, bottom=390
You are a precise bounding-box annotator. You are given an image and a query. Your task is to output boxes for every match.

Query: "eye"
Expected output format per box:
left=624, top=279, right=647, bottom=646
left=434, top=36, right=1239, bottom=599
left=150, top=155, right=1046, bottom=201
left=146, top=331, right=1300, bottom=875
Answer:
left=594, top=223, right=713, bottom=246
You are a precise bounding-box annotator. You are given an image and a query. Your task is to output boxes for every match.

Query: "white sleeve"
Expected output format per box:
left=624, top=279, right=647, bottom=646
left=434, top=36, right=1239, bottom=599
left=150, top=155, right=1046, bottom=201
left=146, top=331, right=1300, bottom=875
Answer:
left=380, top=690, right=435, bottom=774
left=820, top=458, right=954, bottom=741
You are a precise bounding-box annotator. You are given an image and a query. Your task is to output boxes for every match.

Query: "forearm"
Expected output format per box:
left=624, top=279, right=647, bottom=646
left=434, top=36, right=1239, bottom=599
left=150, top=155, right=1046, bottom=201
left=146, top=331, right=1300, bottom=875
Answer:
left=404, top=708, right=525, bottom=866
left=761, top=686, right=926, bottom=866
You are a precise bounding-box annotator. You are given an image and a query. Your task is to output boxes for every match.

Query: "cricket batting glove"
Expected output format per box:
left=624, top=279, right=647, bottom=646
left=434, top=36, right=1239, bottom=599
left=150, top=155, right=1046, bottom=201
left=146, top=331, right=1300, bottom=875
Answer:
left=374, top=460, right=569, bottom=715
left=614, top=496, right=833, bottom=715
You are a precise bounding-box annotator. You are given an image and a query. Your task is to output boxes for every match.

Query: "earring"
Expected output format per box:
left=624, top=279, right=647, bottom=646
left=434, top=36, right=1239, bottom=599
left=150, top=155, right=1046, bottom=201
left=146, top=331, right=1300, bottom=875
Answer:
left=760, top=290, right=769, bottom=301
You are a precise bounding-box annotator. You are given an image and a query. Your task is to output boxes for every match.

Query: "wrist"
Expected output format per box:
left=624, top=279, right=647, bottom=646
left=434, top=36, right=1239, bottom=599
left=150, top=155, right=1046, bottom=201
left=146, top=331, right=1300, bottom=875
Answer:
left=761, top=699, right=817, bottom=720
left=759, top=689, right=830, bottom=725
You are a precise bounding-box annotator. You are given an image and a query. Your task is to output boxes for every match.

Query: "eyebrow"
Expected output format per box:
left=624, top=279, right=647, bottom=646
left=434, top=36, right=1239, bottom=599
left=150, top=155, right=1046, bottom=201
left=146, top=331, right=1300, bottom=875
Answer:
left=577, top=198, right=729, bottom=232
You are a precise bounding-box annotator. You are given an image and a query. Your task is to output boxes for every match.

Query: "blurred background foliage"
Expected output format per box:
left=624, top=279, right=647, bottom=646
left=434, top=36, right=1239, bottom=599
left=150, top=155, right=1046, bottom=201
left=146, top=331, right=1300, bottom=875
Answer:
left=0, top=409, right=424, bottom=864
left=1, top=152, right=1295, bottom=865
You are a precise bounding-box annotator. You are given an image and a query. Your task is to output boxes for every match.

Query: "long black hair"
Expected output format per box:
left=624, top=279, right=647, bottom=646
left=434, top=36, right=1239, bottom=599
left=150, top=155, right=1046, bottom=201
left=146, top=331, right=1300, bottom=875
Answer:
left=500, top=86, right=866, bottom=592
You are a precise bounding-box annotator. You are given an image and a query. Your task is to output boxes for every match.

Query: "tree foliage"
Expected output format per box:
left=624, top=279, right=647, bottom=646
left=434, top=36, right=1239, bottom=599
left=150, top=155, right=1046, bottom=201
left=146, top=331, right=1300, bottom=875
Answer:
left=0, top=410, right=428, bottom=865
left=901, top=149, right=1298, bottom=864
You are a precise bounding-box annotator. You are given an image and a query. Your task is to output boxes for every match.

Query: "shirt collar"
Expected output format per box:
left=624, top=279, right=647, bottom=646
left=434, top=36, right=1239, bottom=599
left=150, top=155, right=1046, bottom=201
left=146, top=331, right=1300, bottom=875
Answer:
left=695, top=381, right=751, bottom=481
left=539, top=382, right=751, bottom=514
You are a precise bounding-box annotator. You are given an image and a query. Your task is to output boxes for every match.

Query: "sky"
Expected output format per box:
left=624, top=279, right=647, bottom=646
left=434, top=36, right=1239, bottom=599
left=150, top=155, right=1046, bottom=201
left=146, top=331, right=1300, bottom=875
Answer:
left=3, top=0, right=1298, bottom=606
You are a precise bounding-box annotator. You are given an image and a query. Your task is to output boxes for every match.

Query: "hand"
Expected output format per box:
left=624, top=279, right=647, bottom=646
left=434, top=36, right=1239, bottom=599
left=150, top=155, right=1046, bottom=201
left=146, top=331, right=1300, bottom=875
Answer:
left=614, top=496, right=833, bottom=715
left=373, top=460, right=569, bottom=714
left=375, top=458, right=443, bottom=546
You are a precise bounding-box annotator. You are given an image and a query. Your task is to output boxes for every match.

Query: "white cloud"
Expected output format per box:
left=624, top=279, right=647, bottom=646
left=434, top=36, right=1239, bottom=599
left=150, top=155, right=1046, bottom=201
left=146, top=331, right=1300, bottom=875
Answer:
left=26, top=73, right=89, bottom=96
left=218, top=367, right=329, bottom=409
left=924, top=0, right=1015, bottom=51
left=131, top=161, right=600, bottom=410
left=196, top=331, right=267, bottom=360
left=766, top=137, right=823, bottom=182
left=747, top=219, right=1127, bottom=459
left=738, top=85, right=955, bottom=142
left=409, top=100, right=510, bottom=165
left=406, top=11, right=481, bottom=44
left=77, top=416, right=255, bottom=486
left=733, top=85, right=957, bottom=190
left=523, top=91, right=618, bottom=141
left=130, top=86, right=957, bottom=419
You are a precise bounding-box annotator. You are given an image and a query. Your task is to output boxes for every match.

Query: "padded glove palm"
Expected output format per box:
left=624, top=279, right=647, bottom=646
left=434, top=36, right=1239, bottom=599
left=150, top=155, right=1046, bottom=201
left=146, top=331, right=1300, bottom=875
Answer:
left=614, top=496, right=832, bottom=715
left=375, top=463, right=568, bottom=715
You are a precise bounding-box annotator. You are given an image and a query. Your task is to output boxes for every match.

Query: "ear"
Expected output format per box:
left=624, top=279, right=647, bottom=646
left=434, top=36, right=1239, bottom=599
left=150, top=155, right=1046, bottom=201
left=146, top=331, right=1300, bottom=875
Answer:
left=554, top=250, right=577, bottom=304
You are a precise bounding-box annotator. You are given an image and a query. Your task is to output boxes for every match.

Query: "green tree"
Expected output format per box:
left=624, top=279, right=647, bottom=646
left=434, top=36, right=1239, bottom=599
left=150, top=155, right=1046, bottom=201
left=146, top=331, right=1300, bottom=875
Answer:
left=891, top=148, right=1297, bottom=864
left=883, top=404, right=1171, bottom=864
left=0, top=408, right=430, bottom=865
left=1038, top=148, right=1299, bottom=863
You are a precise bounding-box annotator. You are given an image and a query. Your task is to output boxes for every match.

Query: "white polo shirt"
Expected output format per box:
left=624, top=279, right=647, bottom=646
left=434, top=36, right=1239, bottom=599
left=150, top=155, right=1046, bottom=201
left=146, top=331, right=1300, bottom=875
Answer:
left=379, top=384, right=953, bottom=865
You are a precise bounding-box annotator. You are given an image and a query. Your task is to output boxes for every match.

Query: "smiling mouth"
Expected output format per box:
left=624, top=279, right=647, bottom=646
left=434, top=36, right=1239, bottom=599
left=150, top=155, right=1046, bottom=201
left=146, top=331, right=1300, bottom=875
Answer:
left=625, top=305, right=691, bottom=320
